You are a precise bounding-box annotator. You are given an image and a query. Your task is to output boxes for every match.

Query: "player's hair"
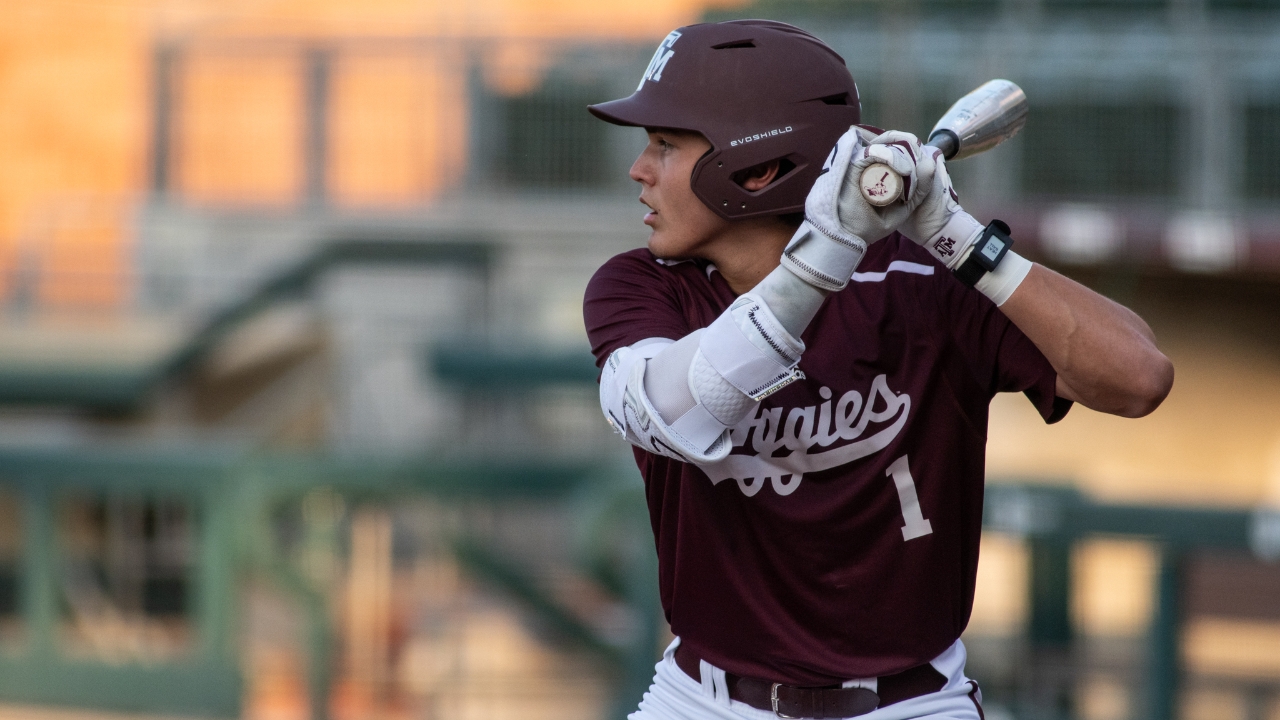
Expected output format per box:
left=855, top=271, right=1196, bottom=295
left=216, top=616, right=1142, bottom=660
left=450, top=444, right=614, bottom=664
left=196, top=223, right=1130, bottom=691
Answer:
left=589, top=20, right=861, bottom=221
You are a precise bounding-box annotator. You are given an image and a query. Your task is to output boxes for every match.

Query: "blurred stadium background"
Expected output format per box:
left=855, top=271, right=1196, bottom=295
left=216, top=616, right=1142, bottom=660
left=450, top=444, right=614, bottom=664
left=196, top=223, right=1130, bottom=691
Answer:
left=0, top=0, right=1277, bottom=719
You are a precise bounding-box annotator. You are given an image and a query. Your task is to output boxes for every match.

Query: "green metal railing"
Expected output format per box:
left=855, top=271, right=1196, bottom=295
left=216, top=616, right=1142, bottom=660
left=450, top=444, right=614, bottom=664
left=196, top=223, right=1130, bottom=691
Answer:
left=0, top=451, right=241, bottom=717
left=9, top=444, right=1277, bottom=720
left=984, top=483, right=1280, bottom=720
left=0, top=446, right=646, bottom=719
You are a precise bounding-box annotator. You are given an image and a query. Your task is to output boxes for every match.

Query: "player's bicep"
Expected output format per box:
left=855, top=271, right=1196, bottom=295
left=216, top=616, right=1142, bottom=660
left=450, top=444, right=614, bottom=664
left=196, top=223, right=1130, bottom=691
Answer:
left=584, top=258, right=691, bottom=366
left=936, top=267, right=1071, bottom=423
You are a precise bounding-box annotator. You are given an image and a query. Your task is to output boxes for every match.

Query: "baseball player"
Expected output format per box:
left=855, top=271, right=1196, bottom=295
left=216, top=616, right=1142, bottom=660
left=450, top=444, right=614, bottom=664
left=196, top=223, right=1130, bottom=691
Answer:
left=582, top=20, right=1173, bottom=720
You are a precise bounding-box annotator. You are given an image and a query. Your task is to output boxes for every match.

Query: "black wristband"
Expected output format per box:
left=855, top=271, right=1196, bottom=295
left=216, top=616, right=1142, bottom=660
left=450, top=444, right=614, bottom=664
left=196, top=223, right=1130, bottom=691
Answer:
left=955, top=220, right=1013, bottom=287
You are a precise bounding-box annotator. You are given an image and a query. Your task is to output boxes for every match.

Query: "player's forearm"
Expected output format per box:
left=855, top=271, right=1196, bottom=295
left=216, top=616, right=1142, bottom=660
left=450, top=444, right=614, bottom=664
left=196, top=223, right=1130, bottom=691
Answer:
left=638, top=266, right=826, bottom=447
left=998, top=263, right=1173, bottom=417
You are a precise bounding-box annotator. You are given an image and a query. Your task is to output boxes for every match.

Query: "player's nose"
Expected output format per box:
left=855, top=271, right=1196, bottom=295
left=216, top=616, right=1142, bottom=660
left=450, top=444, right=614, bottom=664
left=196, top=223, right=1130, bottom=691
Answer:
left=629, top=152, right=655, bottom=186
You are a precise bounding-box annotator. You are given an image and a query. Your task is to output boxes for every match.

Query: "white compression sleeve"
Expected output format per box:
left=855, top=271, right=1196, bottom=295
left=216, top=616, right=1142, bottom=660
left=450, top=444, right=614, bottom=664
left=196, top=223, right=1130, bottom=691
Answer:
left=752, top=265, right=828, bottom=338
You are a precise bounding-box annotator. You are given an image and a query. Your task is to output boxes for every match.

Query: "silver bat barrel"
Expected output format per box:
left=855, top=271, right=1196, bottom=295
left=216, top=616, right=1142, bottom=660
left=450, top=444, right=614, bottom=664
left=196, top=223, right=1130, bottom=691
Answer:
left=858, top=79, right=1029, bottom=206
left=927, top=79, right=1028, bottom=161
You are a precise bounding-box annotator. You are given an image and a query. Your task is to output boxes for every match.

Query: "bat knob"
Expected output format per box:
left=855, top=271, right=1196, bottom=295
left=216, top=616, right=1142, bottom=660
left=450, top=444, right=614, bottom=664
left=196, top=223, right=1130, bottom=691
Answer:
left=859, top=163, right=903, bottom=207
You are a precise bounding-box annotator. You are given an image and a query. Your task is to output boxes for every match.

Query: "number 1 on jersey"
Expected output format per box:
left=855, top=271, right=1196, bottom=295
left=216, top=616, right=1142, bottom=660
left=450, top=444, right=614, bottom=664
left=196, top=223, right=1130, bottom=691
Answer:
left=886, top=455, right=933, bottom=541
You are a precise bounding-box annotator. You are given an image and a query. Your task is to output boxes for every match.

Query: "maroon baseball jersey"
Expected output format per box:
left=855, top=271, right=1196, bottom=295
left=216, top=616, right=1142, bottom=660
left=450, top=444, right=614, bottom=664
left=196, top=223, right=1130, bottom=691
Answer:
left=583, top=234, right=1070, bottom=685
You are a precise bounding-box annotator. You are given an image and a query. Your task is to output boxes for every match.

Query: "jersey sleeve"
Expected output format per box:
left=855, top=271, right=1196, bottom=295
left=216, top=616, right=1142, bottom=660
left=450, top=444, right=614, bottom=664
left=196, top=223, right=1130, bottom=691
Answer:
left=583, top=250, right=693, bottom=369
left=936, top=267, right=1072, bottom=424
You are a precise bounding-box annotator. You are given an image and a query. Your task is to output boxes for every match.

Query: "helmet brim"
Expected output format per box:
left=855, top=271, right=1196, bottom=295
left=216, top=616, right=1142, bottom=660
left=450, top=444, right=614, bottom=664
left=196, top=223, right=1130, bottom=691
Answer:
left=588, top=95, right=699, bottom=134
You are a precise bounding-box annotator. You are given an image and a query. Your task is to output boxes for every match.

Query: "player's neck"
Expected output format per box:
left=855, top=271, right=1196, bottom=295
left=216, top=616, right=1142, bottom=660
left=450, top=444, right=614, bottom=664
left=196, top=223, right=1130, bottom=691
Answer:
left=703, top=221, right=794, bottom=295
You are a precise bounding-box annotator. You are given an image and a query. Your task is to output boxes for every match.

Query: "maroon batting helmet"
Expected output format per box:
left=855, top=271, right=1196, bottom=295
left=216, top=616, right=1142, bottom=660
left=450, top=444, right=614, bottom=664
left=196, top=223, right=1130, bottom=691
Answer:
left=588, top=20, right=861, bottom=221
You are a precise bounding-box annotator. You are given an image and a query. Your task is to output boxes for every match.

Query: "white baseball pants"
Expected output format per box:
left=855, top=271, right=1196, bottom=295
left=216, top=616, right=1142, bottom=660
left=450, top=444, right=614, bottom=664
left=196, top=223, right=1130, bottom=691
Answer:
left=629, top=638, right=985, bottom=720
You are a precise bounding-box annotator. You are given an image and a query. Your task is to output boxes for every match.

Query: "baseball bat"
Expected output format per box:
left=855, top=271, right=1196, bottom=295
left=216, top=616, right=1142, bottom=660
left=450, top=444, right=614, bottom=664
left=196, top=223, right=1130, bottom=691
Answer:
left=858, top=79, right=1028, bottom=206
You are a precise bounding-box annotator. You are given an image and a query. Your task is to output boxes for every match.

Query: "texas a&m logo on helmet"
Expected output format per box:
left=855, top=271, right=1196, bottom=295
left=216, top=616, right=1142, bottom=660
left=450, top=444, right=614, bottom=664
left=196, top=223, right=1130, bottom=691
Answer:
left=637, top=31, right=682, bottom=91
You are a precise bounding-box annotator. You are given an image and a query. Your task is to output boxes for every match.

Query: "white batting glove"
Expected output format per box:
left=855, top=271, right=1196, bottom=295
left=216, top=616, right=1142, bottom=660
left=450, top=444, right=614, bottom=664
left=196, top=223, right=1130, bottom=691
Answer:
left=901, top=149, right=1033, bottom=306
left=838, top=130, right=935, bottom=241
left=779, top=126, right=870, bottom=292
left=782, top=128, right=934, bottom=293
left=898, top=149, right=984, bottom=270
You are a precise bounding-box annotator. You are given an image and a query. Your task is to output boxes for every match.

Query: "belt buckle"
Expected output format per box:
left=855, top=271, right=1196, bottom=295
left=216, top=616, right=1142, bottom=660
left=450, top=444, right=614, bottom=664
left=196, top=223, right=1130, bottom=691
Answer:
left=770, top=683, right=800, bottom=719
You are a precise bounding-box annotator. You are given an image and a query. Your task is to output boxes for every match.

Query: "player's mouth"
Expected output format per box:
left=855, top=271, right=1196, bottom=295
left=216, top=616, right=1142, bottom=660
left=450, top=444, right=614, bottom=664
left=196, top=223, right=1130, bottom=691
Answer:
left=640, top=198, right=658, bottom=226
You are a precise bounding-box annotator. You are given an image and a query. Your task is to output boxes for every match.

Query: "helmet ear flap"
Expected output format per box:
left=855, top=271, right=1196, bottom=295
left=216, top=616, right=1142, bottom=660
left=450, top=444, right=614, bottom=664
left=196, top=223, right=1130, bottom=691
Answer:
left=691, top=149, right=816, bottom=220
left=732, top=158, right=782, bottom=191
left=730, top=155, right=802, bottom=191
left=755, top=155, right=806, bottom=189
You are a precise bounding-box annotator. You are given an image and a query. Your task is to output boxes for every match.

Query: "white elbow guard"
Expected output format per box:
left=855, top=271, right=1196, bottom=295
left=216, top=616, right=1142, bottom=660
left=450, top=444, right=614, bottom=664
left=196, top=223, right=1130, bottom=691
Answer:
left=599, top=294, right=806, bottom=465
left=600, top=338, right=733, bottom=463
left=700, top=292, right=805, bottom=400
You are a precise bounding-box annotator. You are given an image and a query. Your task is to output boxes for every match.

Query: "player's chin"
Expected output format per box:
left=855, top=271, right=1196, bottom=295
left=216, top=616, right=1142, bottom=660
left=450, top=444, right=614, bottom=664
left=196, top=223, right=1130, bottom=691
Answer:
left=647, top=226, right=703, bottom=262
left=646, top=232, right=680, bottom=260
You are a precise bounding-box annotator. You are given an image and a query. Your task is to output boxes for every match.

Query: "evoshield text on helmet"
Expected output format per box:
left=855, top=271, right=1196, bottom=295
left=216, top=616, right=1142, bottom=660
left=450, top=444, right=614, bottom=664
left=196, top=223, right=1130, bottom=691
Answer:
left=588, top=20, right=862, bottom=221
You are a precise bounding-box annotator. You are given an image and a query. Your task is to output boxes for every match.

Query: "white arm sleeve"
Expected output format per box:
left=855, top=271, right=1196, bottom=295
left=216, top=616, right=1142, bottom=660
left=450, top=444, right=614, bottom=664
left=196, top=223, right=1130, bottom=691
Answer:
left=599, top=265, right=829, bottom=464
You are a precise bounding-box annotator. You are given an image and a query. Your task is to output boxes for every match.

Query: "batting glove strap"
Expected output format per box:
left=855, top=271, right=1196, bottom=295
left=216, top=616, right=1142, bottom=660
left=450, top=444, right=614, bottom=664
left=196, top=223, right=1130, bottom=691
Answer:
left=780, top=219, right=868, bottom=292
left=924, top=211, right=984, bottom=271
left=701, top=293, right=806, bottom=401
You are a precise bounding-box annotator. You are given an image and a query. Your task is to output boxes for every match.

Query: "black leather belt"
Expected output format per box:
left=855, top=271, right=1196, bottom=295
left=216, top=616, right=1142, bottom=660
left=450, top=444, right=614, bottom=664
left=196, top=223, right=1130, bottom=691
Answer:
left=673, top=643, right=947, bottom=719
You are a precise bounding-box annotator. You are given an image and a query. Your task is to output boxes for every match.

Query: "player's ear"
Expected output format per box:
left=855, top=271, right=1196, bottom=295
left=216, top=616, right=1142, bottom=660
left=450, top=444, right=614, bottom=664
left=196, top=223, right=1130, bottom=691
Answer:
left=735, top=160, right=782, bottom=191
